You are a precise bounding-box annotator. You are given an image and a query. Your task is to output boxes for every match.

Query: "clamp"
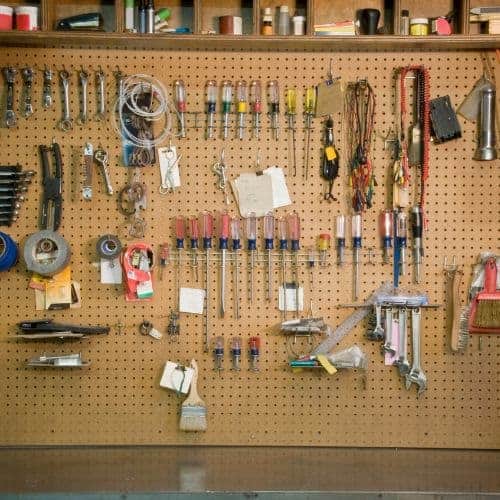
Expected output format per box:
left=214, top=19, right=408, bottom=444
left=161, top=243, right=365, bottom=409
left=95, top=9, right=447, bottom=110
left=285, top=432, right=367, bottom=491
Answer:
left=39, top=142, right=63, bottom=231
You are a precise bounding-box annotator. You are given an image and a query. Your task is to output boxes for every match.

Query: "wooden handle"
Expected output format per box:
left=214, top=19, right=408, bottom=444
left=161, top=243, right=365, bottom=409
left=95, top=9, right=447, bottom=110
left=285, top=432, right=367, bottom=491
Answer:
left=483, top=258, right=497, bottom=294
left=188, top=358, right=200, bottom=401
left=450, top=269, right=463, bottom=352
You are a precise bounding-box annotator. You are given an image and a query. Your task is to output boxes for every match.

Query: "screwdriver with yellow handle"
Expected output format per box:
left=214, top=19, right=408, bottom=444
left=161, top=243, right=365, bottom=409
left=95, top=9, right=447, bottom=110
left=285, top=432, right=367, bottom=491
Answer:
left=304, top=87, right=316, bottom=180
left=286, top=88, right=297, bottom=176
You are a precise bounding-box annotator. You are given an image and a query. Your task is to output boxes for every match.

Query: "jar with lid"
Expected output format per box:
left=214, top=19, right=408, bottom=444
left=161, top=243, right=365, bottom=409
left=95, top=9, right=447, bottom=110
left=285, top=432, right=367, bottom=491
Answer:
left=278, top=5, right=290, bottom=36
left=261, top=7, right=273, bottom=35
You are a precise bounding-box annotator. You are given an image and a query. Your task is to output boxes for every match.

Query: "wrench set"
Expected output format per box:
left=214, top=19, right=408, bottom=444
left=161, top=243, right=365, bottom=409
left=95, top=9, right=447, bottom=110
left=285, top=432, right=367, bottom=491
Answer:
left=0, top=165, right=35, bottom=227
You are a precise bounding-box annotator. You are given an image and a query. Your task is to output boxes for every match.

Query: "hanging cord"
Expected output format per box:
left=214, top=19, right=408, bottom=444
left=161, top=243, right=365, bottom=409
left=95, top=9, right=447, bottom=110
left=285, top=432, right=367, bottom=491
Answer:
left=345, top=79, right=376, bottom=213
left=111, top=73, right=175, bottom=149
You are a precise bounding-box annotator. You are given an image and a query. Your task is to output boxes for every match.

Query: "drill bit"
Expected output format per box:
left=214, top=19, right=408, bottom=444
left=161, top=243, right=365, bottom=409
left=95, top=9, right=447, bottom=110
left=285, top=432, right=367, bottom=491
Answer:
left=264, top=212, right=275, bottom=301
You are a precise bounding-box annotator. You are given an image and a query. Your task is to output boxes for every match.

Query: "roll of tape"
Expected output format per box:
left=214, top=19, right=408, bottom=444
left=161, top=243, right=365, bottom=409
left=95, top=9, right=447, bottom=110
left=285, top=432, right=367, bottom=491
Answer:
left=96, top=234, right=122, bottom=260
left=0, top=231, right=18, bottom=271
left=23, top=230, right=71, bottom=276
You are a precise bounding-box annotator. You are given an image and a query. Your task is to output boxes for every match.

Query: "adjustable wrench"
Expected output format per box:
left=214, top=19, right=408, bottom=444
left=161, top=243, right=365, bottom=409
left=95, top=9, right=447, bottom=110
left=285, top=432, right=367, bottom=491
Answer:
left=58, top=70, right=73, bottom=132
left=2, top=67, right=17, bottom=128
left=21, top=67, right=34, bottom=118
left=77, top=68, right=89, bottom=125
left=42, top=67, right=53, bottom=109
left=405, top=307, right=427, bottom=396
left=95, top=68, right=106, bottom=121
left=382, top=306, right=396, bottom=354
left=395, top=307, right=410, bottom=376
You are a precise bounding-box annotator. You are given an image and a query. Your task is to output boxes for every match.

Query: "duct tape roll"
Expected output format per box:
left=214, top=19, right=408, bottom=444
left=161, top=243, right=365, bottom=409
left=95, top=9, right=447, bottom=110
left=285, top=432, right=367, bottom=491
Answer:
left=23, top=230, right=71, bottom=277
left=0, top=231, right=18, bottom=271
left=96, top=234, right=122, bottom=260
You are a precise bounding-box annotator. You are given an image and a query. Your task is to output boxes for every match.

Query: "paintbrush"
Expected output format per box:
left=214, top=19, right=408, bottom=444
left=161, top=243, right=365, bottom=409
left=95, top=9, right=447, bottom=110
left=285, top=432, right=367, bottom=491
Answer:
left=468, top=257, right=500, bottom=334
left=179, top=359, right=207, bottom=432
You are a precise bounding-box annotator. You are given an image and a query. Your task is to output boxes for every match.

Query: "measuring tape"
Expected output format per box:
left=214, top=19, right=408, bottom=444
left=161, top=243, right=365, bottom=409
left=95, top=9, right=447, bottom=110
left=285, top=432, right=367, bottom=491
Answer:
left=22, top=230, right=71, bottom=276
left=0, top=232, right=18, bottom=271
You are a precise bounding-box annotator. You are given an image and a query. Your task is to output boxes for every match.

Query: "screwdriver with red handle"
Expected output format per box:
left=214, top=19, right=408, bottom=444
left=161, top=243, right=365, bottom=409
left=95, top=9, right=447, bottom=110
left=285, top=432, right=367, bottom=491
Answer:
left=200, top=211, right=213, bottom=352
left=219, top=210, right=230, bottom=317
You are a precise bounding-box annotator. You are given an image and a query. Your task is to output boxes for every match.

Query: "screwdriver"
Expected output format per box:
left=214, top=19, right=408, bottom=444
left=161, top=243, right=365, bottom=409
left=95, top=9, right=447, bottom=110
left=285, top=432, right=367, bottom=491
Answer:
left=304, top=87, right=316, bottom=180
left=221, top=80, right=233, bottom=140
left=219, top=210, right=230, bottom=317
left=188, top=216, right=199, bottom=282
left=236, top=80, right=248, bottom=140
left=230, top=217, right=241, bottom=319
left=307, top=246, right=315, bottom=316
left=173, top=79, right=187, bottom=138
left=286, top=88, right=297, bottom=176
left=205, top=80, right=217, bottom=139
left=264, top=212, right=275, bottom=301
left=287, top=212, right=301, bottom=316
left=245, top=212, right=257, bottom=303
left=336, top=214, right=346, bottom=266
left=175, top=214, right=185, bottom=289
left=249, top=80, right=262, bottom=139
left=267, top=80, right=280, bottom=140
left=379, top=209, right=394, bottom=264
left=158, top=242, right=170, bottom=280
left=411, top=206, right=423, bottom=283
left=278, top=217, right=288, bottom=320
left=352, top=213, right=362, bottom=301
left=318, top=233, right=331, bottom=267
left=200, top=211, right=213, bottom=352
left=396, top=209, right=408, bottom=278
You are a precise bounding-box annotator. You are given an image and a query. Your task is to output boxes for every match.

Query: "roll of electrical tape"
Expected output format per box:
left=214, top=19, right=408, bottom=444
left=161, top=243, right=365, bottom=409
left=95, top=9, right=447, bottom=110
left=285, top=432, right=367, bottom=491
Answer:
left=0, top=231, right=18, bottom=272
left=23, top=230, right=71, bottom=277
left=96, top=234, right=122, bottom=260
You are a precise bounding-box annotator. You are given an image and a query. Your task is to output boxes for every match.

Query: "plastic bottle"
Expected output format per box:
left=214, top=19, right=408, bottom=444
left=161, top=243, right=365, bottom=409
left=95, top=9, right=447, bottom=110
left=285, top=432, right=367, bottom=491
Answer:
left=278, top=5, right=290, bottom=36
left=261, top=7, right=273, bottom=35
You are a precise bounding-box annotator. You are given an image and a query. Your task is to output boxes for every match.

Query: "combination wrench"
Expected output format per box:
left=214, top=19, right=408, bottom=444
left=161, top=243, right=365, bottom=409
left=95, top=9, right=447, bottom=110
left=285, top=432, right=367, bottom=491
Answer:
left=2, top=67, right=17, bottom=128
left=405, top=307, right=427, bottom=396
left=42, top=67, right=53, bottom=109
left=58, top=70, right=73, bottom=132
left=95, top=68, right=106, bottom=121
left=77, top=68, right=89, bottom=125
left=21, top=67, right=34, bottom=118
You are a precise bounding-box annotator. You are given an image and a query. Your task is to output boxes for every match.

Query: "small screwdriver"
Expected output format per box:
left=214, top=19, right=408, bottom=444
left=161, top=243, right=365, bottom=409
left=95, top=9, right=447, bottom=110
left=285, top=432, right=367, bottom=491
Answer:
left=304, top=87, right=316, bottom=180
left=278, top=217, right=288, bottom=319
left=286, top=88, right=297, bottom=176
left=318, top=233, right=331, bottom=267
left=175, top=215, right=185, bottom=289
left=379, top=209, right=394, bottom=264
left=189, top=216, right=199, bottom=282
left=205, top=80, right=217, bottom=139
left=267, top=80, right=280, bottom=141
left=396, top=209, right=408, bottom=278
left=158, top=242, right=170, bottom=280
left=236, top=80, right=248, bottom=140
left=264, top=211, right=275, bottom=301
left=221, top=80, right=233, bottom=140
left=200, top=211, right=214, bottom=352
left=231, top=217, right=241, bottom=319
left=249, top=80, right=262, bottom=139
left=307, top=246, right=315, bottom=317
left=352, top=213, right=362, bottom=301
left=287, top=212, right=301, bottom=316
left=411, top=206, right=423, bottom=283
left=336, top=214, right=346, bottom=266
left=245, top=212, right=257, bottom=303
left=173, top=79, right=187, bottom=138
left=219, top=210, right=230, bottom=317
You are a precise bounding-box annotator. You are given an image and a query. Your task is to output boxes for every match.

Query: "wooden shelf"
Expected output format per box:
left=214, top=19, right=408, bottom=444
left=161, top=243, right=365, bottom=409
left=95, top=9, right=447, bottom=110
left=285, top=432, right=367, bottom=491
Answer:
left=0, top=31, right=499, bottom=50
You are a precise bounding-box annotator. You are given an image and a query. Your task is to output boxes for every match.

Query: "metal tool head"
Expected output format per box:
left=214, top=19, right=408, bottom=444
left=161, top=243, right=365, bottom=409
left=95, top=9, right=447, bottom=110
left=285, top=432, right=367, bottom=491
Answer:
left=405, top=368, right=427, bottom=396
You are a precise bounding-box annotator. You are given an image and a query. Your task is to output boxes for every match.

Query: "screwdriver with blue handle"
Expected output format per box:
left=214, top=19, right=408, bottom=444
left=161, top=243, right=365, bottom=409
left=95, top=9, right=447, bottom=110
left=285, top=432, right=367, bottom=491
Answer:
left=245, top=212, right=257, bottom=303
left=231, top=217, right=241, bottom=319
left=287, top=212, right=301, bottom=316
left=219, top=210, right=230, bottom=317
left=278, top=217, right=288, bottom=320
left=264, top=212, right=275, bottom=301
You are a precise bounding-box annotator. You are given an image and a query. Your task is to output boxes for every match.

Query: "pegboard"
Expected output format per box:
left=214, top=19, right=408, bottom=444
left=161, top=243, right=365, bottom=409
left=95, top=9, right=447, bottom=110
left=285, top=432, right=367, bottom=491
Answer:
left=0, top=46, right=499, bottom=449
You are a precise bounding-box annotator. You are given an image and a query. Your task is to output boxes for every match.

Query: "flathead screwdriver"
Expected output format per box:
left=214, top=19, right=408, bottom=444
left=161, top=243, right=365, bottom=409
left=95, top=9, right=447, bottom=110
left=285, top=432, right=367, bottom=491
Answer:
left=175, top=215, right=185, bottom=288
left=250, top=80, right=262, bottom=139
left=245, top=212, right=257, bottom=303
left=287, top=212, right=301, bottom=316
left=411, top=206, right=423, bottom=283
left=304, top=87, right=316, bottom=180
left=231, top=217, right=241, bottom=319
left=236, top=80, right=248, bottom=140
left=219, top=210, right=230, bottom=317
left=267, top=80, right=280, bottom=140
left=286, top=88, right=297, bottom=176
left=336, top=214, right=346, bottom=266
left=278, top=217, right=288, bottom=320
left=200, top=211, right=214, bottom=352
left=173, top=79, right=187, bottom=138
left=379, top=209, right=393, bottom=264
left=352, top=213, right=362, bottom=301
left=189, top=216, right=199, bottom=282
left=396, top=210, right=408, bottom=278
left=221, top=80, right=233, bottom=140
left=264, top=212, right=275, bottom=301
left=205, top=80, right=217, bottom=139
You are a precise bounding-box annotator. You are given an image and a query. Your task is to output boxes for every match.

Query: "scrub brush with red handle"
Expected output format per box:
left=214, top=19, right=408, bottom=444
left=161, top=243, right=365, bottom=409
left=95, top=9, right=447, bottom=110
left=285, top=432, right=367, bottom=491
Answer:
left=468, top=257, right=500, bottom=334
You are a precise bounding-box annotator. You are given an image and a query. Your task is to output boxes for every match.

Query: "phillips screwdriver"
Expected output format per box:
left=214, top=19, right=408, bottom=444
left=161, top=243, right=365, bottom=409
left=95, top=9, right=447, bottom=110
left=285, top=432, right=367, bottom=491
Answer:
left=267, top=80, right=280, bottom=140
left=396, top=209, right=408, bottom=278
left=318, top=233, right=331, bottom=267
left=189, top=216, right=199, bottom=282
left=230, top=217, right=241, bottom=320
left=249, top=80, right=262, bottom=139
left=278, top=217, right=288, bottom=320
left=205, top=80, right=217, bottom=139
left=287, top=212, right=301, bottom=316
left=304, top=87, right=316, bottom=180
left=352, top=213, right=362, bottom=301
left=379, top=209, right=394, bottom=264
left=285, top=88, right=297, bottom=176
left=173, top=79, right=187, bottom=138
left=336, top=214, right=346, bottom=266
left=411, top=206, right=423, bottom=283
left=200, top=211, right=214, bottom=352
left=218, top=210, right=230, bottom=317
left=221, top=80, right=233, bottom=140
left=245, top=212, right=257, bottom=303
left=236, top=80, right=248, bottom=140
left=264, top=211, right=275, bottom=301
left=175, top=216, right=185, bottom=304
left=307, top=246, right=315, bottom=316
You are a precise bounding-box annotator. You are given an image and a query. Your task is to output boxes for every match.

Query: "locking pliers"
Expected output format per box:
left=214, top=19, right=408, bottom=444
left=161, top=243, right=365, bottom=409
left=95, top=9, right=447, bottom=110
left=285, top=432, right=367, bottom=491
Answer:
left=39, top=142, right=63, bottom=231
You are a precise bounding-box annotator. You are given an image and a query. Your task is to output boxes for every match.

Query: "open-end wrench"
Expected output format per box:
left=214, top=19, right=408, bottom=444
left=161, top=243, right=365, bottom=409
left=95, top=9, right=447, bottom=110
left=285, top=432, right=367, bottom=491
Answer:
left=42, top=67, right=53, bottom=109
left=58, top=70, right=73, bottom=132
left=21, top=67, right=34, bottom=118
left=95, top=68, right=106, bottom=121
left=382, top=306, right=396, bottom=354
left=395, top=307, right=410, bottom=376
left=2, top=67, right=17, bottom=128
left=405, top=307, right=427, bottom=396
left=77, top=68, right=89, bottom=125
left=94, top=148, right=113, bottom=195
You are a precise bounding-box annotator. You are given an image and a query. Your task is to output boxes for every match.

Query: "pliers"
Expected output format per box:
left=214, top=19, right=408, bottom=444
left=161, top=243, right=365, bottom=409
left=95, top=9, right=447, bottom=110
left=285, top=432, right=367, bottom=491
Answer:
left=18, top=319, right=109, bottom=335
left=39, top=142, right=63, bottom=231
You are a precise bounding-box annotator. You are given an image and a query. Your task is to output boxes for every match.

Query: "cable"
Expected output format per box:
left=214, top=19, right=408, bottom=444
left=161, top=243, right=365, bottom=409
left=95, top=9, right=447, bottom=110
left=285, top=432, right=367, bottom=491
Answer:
left=0, top=232, right=18, bottom=272
left=111, top=73, right=175, bottom=149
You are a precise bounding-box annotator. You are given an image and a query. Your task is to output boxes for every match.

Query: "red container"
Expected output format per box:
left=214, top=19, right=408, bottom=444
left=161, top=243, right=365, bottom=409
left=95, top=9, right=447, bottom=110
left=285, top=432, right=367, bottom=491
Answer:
left=0, top=6, right=13, bottom=30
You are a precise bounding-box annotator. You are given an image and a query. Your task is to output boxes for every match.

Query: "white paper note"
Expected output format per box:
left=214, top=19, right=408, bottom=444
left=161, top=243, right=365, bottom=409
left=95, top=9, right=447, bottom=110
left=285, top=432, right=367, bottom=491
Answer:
left=264, top=166, right=292, bottom=208
left=179, top=287, right=206, bottom=314
left=231, top=172, right=274, bottom=217
left=100, top=258, right=123, bottom=284
left=278, top=285, right=304, bottom=311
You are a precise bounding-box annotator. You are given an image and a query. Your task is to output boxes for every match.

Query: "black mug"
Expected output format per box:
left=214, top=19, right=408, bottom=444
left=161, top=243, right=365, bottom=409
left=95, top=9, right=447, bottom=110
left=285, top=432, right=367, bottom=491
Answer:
left=359, top=8, right=380, bottom=35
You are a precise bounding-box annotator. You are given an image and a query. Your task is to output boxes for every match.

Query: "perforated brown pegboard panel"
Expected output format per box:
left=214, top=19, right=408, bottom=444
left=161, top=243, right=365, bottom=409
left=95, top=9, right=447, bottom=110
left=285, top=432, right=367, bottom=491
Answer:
left=0, top=46, right=499, bottom=448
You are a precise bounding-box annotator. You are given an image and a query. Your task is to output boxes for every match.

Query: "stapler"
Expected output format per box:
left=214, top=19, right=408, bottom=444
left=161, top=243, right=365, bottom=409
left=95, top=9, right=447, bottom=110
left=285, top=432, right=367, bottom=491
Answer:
left=56, top=12, right=104, bottom=31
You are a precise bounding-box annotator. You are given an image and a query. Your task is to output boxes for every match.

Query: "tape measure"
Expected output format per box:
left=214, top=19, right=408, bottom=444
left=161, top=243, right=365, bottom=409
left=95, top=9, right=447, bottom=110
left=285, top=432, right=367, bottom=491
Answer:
left=0, top=232, right=18, bottom=271
left=22, top=230, right=71, bottom=277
